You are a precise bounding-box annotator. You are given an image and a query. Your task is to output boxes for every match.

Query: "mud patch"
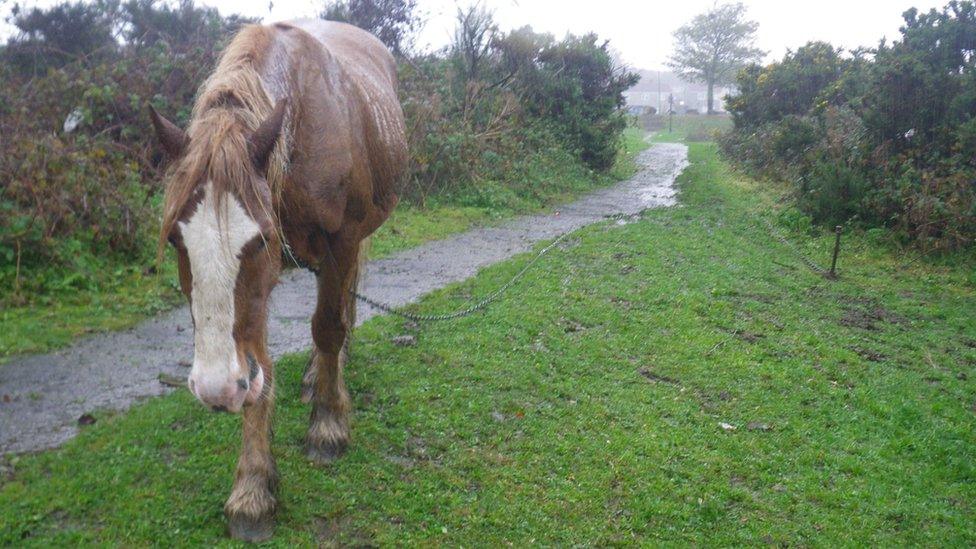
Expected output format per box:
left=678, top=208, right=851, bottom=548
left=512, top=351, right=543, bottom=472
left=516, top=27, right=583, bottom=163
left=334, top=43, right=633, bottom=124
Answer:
left=313, top=515, right=375, bottom=547
left=18, top=509, right=91, bottom=541
left=560, top=318, right=589, bottom=334
left=739, top=292, right=778, bottom=305
left=609, top=296, right=633, bottom=310
left=735, top=331, right=765, bottom=343
left=638, top=368, right=680, bottom=385
left=850, top=346, right=888, bottom=362
left=840, top=298, right=906, bottom=331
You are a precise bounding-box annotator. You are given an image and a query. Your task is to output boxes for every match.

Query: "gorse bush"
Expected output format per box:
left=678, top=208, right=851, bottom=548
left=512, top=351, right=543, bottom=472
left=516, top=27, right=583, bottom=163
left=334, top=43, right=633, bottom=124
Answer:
left=521, top=32, right=637, bottom=171
left=0, top=0, right=252, bottom=300
left=722, top=1, right=976, bottom=250
left=0, top=0, right=635, bottom=305
left=398, top=17, right=636, bottom=203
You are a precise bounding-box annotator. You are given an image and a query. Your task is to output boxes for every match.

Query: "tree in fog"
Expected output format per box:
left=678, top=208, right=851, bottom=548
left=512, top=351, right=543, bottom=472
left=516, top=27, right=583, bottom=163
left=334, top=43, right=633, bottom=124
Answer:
left=667, top=2, right=763, bottom=114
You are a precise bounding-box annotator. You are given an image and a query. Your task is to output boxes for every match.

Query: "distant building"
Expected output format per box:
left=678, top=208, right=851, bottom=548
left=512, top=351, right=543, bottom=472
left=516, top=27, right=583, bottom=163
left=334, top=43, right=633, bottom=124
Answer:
left=622, top=70, right=734, bottom=114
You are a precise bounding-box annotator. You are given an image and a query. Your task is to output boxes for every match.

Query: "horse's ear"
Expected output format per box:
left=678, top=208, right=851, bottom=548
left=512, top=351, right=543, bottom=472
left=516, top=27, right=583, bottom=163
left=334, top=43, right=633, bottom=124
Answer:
left=250, top=99, right=288, bottom=174
left=148, top=105, right=188, bottom=158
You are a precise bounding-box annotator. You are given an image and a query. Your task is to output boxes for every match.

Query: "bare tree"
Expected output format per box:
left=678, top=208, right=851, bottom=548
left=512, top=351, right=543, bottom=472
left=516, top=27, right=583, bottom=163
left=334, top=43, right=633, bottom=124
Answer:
left=451, top=3, right=497, bottom=83
left=320, top=0, right=420, bottom=55
left=668, top=2, right=763, bottom=114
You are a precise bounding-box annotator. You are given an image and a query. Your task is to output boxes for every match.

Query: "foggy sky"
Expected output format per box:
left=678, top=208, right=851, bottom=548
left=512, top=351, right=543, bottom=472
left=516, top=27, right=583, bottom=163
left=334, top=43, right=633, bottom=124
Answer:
left=1, top=0, right=950, bottom=70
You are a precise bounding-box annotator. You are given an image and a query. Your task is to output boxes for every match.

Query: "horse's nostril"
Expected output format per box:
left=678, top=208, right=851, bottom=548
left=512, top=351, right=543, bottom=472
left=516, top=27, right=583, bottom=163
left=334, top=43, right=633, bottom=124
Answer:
left=211, top=405, right=228, bottom=413
left=237, top=378, right=249, bottom=391
left=247, top=354, right=260, bottom=381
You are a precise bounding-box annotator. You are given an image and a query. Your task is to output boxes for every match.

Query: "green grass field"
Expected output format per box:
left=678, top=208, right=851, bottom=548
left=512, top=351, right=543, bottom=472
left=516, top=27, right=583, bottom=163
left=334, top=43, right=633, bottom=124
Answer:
left=3, top=139, right=975, bottom=545
left=0, top=128, right=647, bottom=361
left=643, top=113, right=732, bottom=143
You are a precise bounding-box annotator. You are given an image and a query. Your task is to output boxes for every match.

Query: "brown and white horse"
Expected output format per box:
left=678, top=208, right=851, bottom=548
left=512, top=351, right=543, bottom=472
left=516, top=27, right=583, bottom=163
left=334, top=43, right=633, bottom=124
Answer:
left=149, top=19, right=406, bottom=541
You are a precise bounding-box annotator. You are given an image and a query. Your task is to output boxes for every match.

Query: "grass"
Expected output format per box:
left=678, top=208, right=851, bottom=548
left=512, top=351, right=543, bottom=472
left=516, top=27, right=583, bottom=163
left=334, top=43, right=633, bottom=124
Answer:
left=0, top=128, right=647, bottom=361
left=3, top=139, right=975, bottom=545
left=644, top=113, right=732, bottom=143
left=0, top=264, right=184, bottom=361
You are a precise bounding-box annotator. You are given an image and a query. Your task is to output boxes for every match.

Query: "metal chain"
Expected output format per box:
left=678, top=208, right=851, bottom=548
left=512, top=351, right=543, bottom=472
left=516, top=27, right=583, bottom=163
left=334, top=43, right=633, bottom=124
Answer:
left=284, top=232, right=572, bottom=323
left=759, top=217, right=831, bottom=277
left=352, top=231, right=571, bottom=322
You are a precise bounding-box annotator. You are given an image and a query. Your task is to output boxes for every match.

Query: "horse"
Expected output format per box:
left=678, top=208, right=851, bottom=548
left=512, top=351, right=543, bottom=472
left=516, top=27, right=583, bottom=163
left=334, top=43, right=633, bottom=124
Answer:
left=149, top=19, right=406, bottom=541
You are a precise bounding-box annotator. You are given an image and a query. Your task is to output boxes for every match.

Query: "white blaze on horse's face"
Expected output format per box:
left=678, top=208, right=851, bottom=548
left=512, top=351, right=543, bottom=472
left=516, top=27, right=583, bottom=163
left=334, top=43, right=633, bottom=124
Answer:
left=179, top=181, right=264, bottom=412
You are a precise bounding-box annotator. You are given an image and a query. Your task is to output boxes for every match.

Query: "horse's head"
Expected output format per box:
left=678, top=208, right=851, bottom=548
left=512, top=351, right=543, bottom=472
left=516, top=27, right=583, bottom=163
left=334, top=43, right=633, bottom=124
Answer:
left=151, top=101, right=286, bottom=413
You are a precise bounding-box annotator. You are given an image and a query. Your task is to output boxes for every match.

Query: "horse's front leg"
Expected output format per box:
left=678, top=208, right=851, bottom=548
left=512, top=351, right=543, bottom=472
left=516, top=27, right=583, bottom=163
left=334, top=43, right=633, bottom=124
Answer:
left=303, top=342, right=351, bottom=464
left=225, top=362, right=277, bottom=542
left=303, top=245, right=359, bottom=465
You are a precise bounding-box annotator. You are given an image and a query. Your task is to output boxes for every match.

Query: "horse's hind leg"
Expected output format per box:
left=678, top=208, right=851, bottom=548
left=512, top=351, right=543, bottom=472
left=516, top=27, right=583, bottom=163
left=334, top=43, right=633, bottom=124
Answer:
left=225, top=360, right=277, bottom=541
left=304, top=240, right=361, bottom=464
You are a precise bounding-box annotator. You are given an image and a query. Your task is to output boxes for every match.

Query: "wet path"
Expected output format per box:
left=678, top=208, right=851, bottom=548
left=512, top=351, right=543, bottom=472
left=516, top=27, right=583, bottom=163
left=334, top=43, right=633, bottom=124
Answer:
left=0, top=142, right=687, bottom=454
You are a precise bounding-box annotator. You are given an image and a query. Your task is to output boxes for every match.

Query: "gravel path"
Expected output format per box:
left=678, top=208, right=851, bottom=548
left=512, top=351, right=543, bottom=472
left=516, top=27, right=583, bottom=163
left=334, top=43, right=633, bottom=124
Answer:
left=0, top=142, right=687, bottom=455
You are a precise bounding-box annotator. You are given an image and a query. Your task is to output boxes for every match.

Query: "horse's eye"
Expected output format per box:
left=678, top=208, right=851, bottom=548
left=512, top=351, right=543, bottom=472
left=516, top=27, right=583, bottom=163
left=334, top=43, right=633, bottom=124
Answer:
left=167, top=234, right=178, bottom=247
left=255, top=239, right=266, bottom=251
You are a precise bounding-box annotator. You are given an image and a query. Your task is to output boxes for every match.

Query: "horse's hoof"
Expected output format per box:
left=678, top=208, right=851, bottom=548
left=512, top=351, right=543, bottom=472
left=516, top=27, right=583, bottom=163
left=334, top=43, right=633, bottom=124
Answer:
left=227, top=510, right=274, bottom=543
left=305, top=437, right=348, bottom=465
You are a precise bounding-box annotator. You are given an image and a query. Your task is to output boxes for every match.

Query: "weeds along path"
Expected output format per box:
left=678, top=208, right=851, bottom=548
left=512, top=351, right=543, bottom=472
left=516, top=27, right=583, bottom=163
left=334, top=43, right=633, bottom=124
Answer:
left=0, top=142, right=688, bottom=455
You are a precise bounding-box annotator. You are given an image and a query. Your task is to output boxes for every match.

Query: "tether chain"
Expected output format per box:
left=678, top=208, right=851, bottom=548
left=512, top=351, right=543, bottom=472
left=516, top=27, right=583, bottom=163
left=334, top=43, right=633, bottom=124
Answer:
left=284, top=232, right=571, bottom=323
left=759, top=217, right=831, bottom=277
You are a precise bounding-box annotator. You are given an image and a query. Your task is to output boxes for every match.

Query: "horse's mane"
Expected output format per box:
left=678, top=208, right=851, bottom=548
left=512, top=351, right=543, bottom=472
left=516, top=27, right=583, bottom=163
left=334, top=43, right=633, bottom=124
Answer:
left=159, top=24, right=289, bottom=255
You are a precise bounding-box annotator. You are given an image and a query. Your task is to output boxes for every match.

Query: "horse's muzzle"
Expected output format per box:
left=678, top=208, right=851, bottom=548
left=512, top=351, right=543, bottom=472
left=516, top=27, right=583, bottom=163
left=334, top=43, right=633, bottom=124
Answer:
left=188, top=356, right=264, bottom=413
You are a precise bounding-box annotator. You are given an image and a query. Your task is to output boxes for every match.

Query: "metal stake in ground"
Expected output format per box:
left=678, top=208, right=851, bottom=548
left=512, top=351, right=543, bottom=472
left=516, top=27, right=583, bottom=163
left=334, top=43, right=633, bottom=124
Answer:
left=668, top=93, right=674, bottom=133
left=828, top=225, right=842, bottom=279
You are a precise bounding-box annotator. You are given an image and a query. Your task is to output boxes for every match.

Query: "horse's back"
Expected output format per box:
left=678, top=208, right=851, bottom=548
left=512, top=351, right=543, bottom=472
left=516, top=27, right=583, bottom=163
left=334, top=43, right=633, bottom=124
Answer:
left=277, top=19, right=397, bottom=85
left=281, top=19, right=406, bottom=175
left=268, top=19, right=406, bottom=237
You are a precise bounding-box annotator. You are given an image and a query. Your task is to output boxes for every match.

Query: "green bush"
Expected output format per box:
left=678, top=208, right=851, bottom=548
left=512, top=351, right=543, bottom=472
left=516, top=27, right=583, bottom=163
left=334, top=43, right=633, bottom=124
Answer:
left=523, top=33, right=637, bottom=171
left=397, top=16, right=634, bottom=202
left=726, top=42, right=860, bottom=129
left=799, top=159, right=870, bottom=226
left=0, top=0, right=251, bottom=302
left=722, top=1, right=976, bottom=251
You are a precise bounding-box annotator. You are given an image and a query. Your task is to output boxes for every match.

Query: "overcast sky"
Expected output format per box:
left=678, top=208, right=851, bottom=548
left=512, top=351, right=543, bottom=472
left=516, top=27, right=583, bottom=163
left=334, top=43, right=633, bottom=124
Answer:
left=1, top=0, right=950, bottom=70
